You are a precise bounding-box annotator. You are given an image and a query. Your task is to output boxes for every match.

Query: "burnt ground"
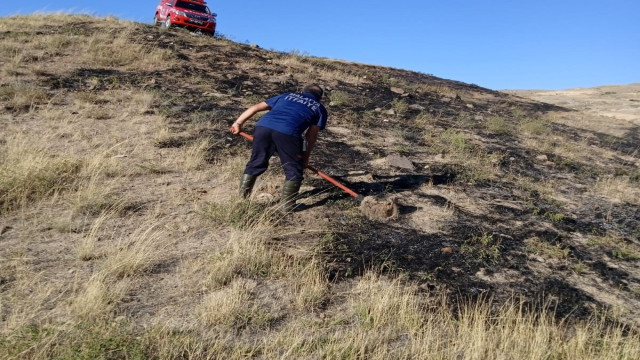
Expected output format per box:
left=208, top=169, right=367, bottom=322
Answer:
left=2, top=16, right=640, bottom=327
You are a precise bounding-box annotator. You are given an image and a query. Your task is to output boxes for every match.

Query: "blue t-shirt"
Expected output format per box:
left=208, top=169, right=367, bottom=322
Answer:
left=256, top=92, right=328, bottom=137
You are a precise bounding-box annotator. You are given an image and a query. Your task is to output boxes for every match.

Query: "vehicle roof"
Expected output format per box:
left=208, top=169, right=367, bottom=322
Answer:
left=178, top=0, right=207, bottom=4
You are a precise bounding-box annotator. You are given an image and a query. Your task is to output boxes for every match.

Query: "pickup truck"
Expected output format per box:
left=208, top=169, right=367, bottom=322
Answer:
left=154, top=0, right=217, bottom=35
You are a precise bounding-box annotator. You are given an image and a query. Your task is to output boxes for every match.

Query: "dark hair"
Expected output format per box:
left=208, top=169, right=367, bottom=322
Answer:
left=303, top=84, right=323, bottom=100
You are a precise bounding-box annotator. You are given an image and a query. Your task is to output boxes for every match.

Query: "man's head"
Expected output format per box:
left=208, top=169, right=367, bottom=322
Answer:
left=303, top=84, right=323, bottom=100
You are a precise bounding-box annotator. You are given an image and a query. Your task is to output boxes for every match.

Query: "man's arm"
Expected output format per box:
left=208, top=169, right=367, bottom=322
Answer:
left=229, top=101, right=271, bottom=134
left=303, top=125, right=321, bottom=168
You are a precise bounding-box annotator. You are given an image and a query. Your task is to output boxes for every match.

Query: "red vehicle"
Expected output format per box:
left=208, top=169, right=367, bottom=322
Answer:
left=154, top=0, right=217, bottom=35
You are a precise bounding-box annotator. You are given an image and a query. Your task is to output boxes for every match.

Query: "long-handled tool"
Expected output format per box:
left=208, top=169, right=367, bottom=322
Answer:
left=237, top=131, right=363, bottom=200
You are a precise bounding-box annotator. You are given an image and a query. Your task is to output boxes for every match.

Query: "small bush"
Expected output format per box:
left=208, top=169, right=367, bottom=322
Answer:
left=520, top=117, right=551, bottom=136
left=391, top=98, right=409, bottom=117
left=437, top=129, right=473, bottom=154
left=485, top=116, right=511, bottom=134
left=329, top=90, right=351, bottom=107
left=461, top=233, right=502, bottom=263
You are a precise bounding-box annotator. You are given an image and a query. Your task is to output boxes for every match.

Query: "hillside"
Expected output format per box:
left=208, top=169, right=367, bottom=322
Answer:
left=1, top=14, right=639, bottom=359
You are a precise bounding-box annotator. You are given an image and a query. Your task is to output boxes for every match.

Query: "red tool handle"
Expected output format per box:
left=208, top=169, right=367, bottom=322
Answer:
left=237, top=131, right=360, bottom=199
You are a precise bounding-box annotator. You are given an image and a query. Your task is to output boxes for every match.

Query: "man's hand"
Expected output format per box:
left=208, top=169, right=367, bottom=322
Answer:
left=230, top=102, right=271, bottom=135
left=230, top=122, right=241, bottom=134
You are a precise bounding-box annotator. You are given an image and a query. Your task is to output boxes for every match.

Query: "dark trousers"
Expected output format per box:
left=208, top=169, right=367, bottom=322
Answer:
left=244, top=126, right=304, bottom=181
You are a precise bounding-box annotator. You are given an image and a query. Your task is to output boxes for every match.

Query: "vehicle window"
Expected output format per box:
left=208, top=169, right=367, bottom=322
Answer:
left=175, top=1, right=210, bottom=14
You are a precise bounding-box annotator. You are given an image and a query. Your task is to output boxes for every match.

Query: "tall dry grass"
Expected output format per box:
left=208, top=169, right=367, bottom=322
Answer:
left=0, top=135, right=81, bottom=213
left=592, top=175, right=640, bottom=204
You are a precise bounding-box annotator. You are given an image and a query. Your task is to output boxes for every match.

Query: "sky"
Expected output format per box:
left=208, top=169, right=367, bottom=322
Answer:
left=1, top=0, right=638, bottom=90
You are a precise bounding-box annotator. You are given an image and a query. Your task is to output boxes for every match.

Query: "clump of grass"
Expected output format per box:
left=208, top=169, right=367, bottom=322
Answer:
left=525, top=237, right=570, bottom=260
left=180, top=138, right=211, bottom=171
left=351, top=273, right=424, bottom=332
left=0, top=82, right=48, bottom=112
left=74, top=204, right=125, bottom=261
left=414, top=111, right=435, bottom=128
left=435, top=129, right=473, bottom=155
left=287, top=258, right=329, bottom=311
left=329, top=90, right=351, bottom=106
left=461, top=233, right=502, bottom=264
left=592, top=175, right=640, bottom=204
left=199, top=278, right=269, bottom=330
left=520, top=117, right=551, bottom=136
left=204, top=226, right=287, bottom=288
left=75, top=211, right=107, bottom=261
left=485, top=116, right=511, bottom=134
left=0, top=265, right=58, bottom=334
left=101, top=224, right=167, bottom=278
left=71, top=273, right=128, bottom=321
left=0, top=136, right=81, bottom=213
left=391, top=98, right=409, bottom=117
left=588, top=234, right=640, bottom=261
left=202, top=196, right=278, bottom=229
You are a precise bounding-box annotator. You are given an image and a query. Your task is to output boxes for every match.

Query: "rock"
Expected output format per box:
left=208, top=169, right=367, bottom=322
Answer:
left=384, top=109, right=395, bottom=115
left=474, top=115, right=484, bottom=121
left=386, top=155, right=415, bottom=170
left=360, top=196, right=399, bottom=221
left=390, top=87, right=405, bottom=94
left=536, top=154, right=548, bottom=162
left=441, top=247, right=454, bottom=254
left=268, top=75, right=292, bottom=84
left=466, top=104, right=474, bottom=109
left=408, top=104, right=425, bottom=111
left=328, top=126, right=352, bottom=136
left=369, top=158, right=388, bottom=167
left=374, top=108, right=382, bottom=112
left=441, top=97, right=452, bottom=103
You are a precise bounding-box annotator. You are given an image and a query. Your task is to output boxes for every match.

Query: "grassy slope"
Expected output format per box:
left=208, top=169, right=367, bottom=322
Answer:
left=1, top=14, right=639, bottom=359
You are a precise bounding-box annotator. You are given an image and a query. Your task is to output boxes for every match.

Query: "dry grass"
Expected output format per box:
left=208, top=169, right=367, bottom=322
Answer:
left=101, top=223, right=167, bottom=278
left=202, top=224, right=286, bottom=288
left=199, top=278, right=259, bottom=328
left=0, top=83, right=49, bottom=112
left=587, top=234, right=640, bottom=261
left=179, top=138, right=211, bottom=171
left=84, top=31, right=173, bottom=69
left=592, top=175, right=640, bottom=204
left=0, top=135, right=81, bottom=213
left=73, top=205, right=123, bottom=261
left=70, top=273, right=129, bottom=321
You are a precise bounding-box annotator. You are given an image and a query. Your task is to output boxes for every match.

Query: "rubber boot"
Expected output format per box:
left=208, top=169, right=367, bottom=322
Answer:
left=238, top=174, right=257, bottom=198
left=280, top=180, right=302, bottom=212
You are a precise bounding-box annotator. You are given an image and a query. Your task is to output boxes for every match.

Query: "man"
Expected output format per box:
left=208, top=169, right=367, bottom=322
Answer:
left=229, top=84, right=328, bottom=212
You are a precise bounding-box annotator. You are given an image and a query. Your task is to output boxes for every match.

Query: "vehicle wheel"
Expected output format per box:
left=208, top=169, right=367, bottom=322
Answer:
left=163, top=18, right=172, bottom=28
left=153, top=14, right=160, bottom=26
